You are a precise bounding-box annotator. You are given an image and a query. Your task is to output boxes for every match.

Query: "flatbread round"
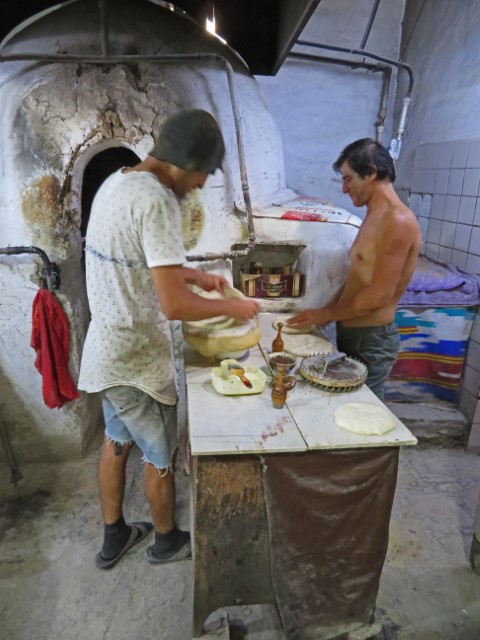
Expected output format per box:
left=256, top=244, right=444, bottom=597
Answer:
left=334, top=403, right=395, bottom=435
left=272, top=316, right=314, bottom=335
left=282, top=333, right=334, bottom=357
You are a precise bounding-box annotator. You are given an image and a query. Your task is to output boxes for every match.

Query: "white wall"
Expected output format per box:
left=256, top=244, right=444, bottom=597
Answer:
left=256, top=0, right=406, bottom=214
left=391, top=0, right=480, bottom=434
left=395, top=0, right=480, bottom=190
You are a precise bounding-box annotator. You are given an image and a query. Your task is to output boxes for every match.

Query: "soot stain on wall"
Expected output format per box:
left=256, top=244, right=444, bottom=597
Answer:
left=181, top=194, right=205, bottom=250
left=21, top=174, right=74, bottom=250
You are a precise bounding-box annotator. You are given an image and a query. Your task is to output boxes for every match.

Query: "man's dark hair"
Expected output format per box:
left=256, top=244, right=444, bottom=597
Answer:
left=333, top=138, right=395, bottom=182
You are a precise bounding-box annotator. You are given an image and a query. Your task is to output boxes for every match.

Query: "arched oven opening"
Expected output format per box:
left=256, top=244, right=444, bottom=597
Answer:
left=80, top=147, right=140, bottom=252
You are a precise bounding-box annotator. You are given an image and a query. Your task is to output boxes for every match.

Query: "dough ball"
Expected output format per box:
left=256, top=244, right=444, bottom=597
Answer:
left=183, top=286, right=236, bottom=331
left=334, top=402, right=395, bottom=435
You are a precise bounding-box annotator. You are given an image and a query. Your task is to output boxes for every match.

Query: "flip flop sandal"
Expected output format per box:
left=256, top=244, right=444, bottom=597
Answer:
left=145, top=537, right=192, bottom=565
left=95, top=521, right=153, bottom=570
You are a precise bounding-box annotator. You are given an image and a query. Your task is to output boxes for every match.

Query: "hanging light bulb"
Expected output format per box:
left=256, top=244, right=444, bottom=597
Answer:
left=205, top=5, right=227, bottom=43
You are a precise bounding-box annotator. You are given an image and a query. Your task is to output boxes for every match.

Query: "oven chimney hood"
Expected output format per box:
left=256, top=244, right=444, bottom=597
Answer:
left=1, top=0, right=322, bottom=75
left=174, top=0, right=322, bottom=75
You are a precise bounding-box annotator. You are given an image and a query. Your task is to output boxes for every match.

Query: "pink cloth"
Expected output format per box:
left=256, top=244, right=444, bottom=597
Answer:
left=30, top=289, right=80, bottom=409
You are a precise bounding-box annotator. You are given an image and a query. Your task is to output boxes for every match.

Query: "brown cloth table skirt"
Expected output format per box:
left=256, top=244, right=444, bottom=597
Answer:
left=191, top=447, right=399, bottom=639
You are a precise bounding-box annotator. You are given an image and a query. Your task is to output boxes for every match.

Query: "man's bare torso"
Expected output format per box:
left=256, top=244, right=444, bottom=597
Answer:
left=339, top=205, right=422, bottom=327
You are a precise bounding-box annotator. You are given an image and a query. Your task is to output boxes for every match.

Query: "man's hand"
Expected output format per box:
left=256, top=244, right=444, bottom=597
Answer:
left=287, top=308, right=329, bottom=328
left=152, top=265, right=260, bottom=321
left=226, top=298, right=260, bottom=321
left=184, top=267, right=229, bottom=294
left=197, top=272, right=230, bottom=294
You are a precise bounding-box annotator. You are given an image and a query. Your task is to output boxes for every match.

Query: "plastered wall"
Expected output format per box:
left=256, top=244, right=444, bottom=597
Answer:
left=256, top=0, right=406, bottom=215
left=0, top=0, right=286, bottom=461
left=0, top=0, right=358, bottom=461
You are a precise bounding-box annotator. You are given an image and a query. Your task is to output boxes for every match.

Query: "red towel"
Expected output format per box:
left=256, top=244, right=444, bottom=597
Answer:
left=30, top=288, right=80, bottom=409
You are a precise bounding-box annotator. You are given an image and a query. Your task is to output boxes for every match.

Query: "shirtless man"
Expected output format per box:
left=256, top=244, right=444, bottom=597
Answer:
left=287, top=138, right=422, bottom=399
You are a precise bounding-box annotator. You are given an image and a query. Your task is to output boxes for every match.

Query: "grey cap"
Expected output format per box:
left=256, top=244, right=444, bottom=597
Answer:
left=149, top=109, right=225, bottom=174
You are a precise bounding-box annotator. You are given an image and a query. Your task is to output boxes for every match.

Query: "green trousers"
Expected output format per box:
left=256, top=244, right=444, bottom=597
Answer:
left=336, top=322, right=400, bottom=400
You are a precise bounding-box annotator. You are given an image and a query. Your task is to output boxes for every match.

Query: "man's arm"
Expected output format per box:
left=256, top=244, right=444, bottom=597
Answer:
left=181, top=267, right=229, bottom=294
left=151, top=265, right=259, bottom=321
left=288, top=218, right=413, bottom=327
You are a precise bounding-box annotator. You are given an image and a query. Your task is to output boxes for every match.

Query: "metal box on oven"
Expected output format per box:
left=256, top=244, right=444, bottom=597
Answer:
left=240, top=269, right=305, bottom=298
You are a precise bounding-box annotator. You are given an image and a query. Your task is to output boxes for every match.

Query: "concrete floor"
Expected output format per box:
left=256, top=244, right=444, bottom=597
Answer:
left=1, top=445, right=480, bottom=640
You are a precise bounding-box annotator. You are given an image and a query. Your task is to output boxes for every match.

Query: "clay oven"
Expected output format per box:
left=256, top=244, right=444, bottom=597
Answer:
left=0, top=0, right=358, bottom=461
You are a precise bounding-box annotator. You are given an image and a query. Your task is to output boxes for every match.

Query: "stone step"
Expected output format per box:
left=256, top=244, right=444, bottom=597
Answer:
left=386, top=402, right=468, bottom=448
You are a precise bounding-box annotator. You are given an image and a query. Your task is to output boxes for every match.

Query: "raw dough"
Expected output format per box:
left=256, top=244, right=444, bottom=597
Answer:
left=334, top=403, right=395, bottom=436
left=183, top=286, right=239, bottom=331
left=282, top=333, right=334, bottom=357
left=186, top=314, right=235, bottom=331
left=272, top=316, right=314, bottom=335
left=183, top=285, right=260, bottom=357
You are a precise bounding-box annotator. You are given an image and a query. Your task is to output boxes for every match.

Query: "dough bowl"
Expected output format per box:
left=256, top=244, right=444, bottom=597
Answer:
left=183, top=286, right=260, bottom=359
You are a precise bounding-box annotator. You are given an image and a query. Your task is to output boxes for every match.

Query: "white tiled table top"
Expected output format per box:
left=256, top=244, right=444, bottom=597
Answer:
left=287, top=382, right=417, bottom=450
left=185, top=313, right=417, bottom=456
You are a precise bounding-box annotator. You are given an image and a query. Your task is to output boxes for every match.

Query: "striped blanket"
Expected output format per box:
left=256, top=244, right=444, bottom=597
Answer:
left=386, top=307, right=477, bottom=404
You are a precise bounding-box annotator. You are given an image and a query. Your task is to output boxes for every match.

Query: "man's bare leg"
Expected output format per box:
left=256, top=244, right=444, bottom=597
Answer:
left=144, top=462, right=191, bottom=563
left=143, top=463, right=175, bottom=533
left=98, top=439, right=133, bottom=524
left=95, top=439, right=154, bottom=568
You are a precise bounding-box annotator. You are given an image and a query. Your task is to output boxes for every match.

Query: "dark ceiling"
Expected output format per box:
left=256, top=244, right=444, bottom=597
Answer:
left=1, top=0, right=321, bottom=75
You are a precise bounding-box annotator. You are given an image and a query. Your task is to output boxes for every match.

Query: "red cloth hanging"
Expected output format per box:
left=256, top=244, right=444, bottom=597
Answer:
left=30, top=288, right=80, bottom=409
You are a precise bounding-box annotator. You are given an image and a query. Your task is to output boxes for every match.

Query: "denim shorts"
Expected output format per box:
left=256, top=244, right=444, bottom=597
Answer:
left=336, top=322, right=400, bottom=401
left=101, top=386, right=178, bottom=470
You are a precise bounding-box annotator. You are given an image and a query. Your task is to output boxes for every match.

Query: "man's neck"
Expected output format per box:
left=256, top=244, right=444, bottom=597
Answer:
left=365, top=180, right=402, bottom=216
left=125, top=157, right=174, bottom=190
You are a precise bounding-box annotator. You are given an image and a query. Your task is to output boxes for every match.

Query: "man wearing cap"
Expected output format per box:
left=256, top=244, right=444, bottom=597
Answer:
left=79, top=109, right=259, bottom=570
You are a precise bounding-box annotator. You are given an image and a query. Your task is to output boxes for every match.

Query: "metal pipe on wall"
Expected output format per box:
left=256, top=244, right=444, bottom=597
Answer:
left=296, top=39, right=414, bottom=159
left=389, top=95, right=411, bottom=162
left=0, top=51, right=256, bottom=262
left=375, top=66, right=391, bottom=142
left=360, top=0, right=382, bottom=49
left=297, top=39, right=414, bottom=95
left=288, top=51, right=385, bottom=73
left=0, top=246, right=60, bottom=290
left=287, top=52, right=391, bottom=143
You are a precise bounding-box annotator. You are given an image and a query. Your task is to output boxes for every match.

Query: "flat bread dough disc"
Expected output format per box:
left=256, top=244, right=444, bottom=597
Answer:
left=334, top=403, right=395, bottom=435
left=272, top=316, right=314, bottom=335
left=282, top=333, right=334, bottom=357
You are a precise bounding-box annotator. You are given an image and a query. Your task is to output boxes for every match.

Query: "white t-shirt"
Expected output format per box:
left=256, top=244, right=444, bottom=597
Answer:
left=78, top=169, right=186, bottom=405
